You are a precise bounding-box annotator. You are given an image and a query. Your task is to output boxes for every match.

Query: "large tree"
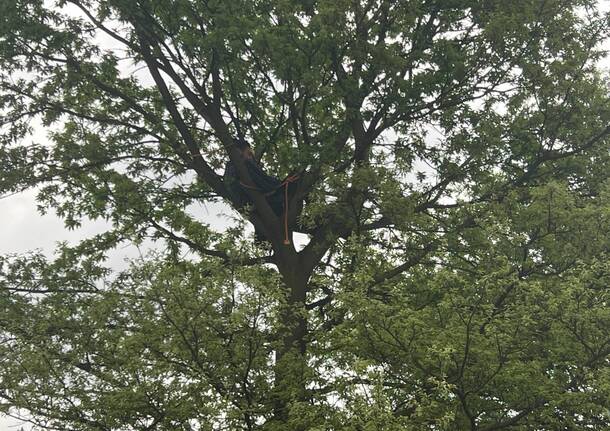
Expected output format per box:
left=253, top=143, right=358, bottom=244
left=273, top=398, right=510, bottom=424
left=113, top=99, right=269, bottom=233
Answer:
left=1, top=0, right=610, bottom=429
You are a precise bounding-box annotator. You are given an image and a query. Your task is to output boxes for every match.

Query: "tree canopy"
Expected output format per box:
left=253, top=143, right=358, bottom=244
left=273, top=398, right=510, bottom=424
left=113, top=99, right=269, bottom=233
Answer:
left=1, top=0, right=610, bottom=429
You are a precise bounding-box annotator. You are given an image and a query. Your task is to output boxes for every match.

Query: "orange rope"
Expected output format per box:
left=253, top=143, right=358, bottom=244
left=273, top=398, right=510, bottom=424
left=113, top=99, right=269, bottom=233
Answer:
left=283, top=181, right=290, bottom=244
left=281, top=174, right=299, bottom=245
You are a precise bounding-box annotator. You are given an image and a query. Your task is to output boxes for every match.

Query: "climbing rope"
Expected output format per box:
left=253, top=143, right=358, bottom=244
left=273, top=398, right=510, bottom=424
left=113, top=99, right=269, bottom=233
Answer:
left=281, top=174, right=299, bottom=245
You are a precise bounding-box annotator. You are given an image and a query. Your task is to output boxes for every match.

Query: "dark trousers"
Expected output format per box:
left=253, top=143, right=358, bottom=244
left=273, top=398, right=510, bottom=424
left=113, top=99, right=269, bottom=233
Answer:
left=266, top=181, right=299, bottom=217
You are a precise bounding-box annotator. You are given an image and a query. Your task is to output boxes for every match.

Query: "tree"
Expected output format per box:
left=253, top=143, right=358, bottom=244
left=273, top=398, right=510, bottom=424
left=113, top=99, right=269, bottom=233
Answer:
left=1, top=0, right=609, bottom=429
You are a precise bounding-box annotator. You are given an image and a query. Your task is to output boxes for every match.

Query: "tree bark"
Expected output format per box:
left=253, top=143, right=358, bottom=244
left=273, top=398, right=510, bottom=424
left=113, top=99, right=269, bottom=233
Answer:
left=271, top=252, right=311, bottom=427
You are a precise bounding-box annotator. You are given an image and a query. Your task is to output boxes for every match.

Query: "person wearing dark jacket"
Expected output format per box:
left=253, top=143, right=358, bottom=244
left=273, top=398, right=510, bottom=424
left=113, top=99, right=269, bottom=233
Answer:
left=223, top=139, right=295, bottom=217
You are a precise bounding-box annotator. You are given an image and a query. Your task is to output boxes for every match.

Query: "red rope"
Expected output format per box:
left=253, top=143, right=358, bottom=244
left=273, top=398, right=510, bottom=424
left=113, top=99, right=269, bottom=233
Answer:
left=283, top=181, right=290, bottom=244
left=281, top=175, right=299, bottom=245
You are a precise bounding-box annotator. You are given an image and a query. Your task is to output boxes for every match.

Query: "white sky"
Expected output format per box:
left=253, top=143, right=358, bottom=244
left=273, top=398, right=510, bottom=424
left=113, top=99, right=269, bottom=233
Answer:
left=1, top=2, right=609, bottom=430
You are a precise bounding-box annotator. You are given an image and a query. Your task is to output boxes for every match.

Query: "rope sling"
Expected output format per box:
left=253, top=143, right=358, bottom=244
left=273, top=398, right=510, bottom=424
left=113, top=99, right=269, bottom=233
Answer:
left=239, top=174, right=299, bottom=245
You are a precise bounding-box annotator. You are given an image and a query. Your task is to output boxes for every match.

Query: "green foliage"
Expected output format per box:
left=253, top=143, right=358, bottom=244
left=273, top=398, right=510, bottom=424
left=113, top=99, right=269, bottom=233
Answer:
left=1, top=0, right=609, bottom=429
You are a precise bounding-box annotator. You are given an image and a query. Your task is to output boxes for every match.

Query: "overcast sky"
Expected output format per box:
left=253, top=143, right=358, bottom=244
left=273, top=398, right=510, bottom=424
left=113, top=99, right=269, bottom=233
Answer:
left=1, top=3, right=609, bottom=430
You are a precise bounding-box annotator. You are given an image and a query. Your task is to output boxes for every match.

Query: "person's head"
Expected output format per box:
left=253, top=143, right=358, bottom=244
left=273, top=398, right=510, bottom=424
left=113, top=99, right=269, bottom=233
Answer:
left=234, top=138, right=254, bottom=160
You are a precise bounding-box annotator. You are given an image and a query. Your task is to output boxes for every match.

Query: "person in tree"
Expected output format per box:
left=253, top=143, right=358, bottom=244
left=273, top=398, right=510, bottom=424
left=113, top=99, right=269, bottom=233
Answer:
left=223, top=138, right=298, bottom=218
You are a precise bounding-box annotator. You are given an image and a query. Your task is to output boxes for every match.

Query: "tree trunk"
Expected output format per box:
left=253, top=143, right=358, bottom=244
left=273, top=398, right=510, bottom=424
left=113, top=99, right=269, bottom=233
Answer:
left=271, top=254, right=310, bottom=427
